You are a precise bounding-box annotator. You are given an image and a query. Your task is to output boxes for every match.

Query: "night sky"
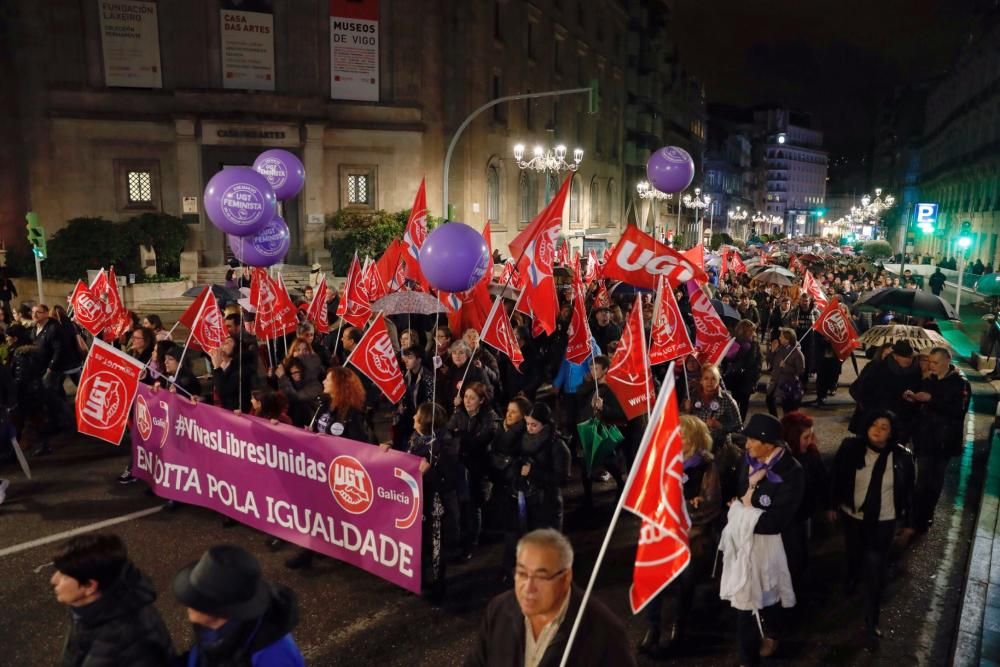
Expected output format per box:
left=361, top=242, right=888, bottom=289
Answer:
left=673, top=0, right=980, bottom=156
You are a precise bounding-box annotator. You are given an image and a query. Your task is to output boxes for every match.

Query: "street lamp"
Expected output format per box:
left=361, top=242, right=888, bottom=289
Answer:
left=728, top=206, right=748, bottom=238
left=513, top=143, right=583, bottom=173
left=637, top=181, right=673, bottom=238
left=683, top=187, right=711, bottom=245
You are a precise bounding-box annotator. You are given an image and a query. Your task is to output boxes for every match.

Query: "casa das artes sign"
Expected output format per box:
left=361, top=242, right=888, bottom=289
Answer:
left=220, top=0, right=275, bottom=91
left=330, top=0, right=379, bottom=102
left=200, top=121, right=300, bottom=147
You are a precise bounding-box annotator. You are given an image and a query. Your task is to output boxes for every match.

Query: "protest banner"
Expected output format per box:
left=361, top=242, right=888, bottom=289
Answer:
left=131, top=385, right=424, bottom=593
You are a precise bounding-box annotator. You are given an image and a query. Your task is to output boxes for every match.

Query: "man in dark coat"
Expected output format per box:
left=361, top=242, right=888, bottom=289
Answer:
left=52, top=533, right=174, bottom=666
left=908, top=346, right=971, bottom=531
left=848, top=340, right=921, bottom=439
left=464, top=528, right=635, bottom=667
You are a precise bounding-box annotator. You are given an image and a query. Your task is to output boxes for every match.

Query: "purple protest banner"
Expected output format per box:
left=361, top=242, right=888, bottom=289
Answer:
left=130, top=385, right=423, bottom=594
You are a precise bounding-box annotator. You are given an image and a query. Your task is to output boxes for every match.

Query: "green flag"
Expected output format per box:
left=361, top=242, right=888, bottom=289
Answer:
left=577, top=418, right=623, bottom=475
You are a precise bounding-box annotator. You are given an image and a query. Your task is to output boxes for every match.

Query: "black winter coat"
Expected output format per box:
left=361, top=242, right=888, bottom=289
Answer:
left=463, top=585, right=636, bottom=667
left=913, top=366, right=971, bottom=457
left=9, top=343, right=45, bottom=407
left=722, top=338, right=762, bottom=396
left=313, top=406, right=371, bottom=443
left=736, top=448, right=805, bottom=541
left=33, top=319, right=66, bottom=372
left=848, top=356, right=921, bottom=433
left=832, top=436, right=915, bottom=528
left=60, top=562, right=174, bottom=667
left=448, top=407, right=498, bottom=472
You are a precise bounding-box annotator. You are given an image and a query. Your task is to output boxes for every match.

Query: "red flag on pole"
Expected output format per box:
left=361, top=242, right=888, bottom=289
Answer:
left=730, top=252, right=747, bottom=274
left=556, top=239, right=569, bottom=267
left=337, top=254, right=373, bottom=329
left=361, top=257, right=388, bottom=303
left=606, top=296, right=653, bottom=420
left=622, top=368, right=691, bottom=612
left=375, top=238, right=406, bottom=291
left=564, top=268, right=592, bottom=364
left=584, top=249, right=600, bottom=285
left=591, top=282, right=612, bottom=310
left=77, top=339, right=146, bottom=445
left=802, top=270, right=829, bottom=310
left=604, top=225, right=709, bottom=290
left=682, top=244, right=705, bottom=275
left=447, top=280, right=493, bottom=338
left=509, top=175, right=571, bottom=335
left=345, top=315, right=406, bottom=403
left=719, top=248, right=730, bottom=282
left=649, top=276, right=695, bottom=366
left=402, top=178, right=430, bottom=289
left=251, top=270, right=298, bottom=341
left=480, top=296, right=524, bottom=369
left=497, top=259, right=522, bottom=289
left=69, top=280, right=109, bottom=336
left=685, top=280, right=734, bottom=366
left=189, top=288, right=227, bottom=353
left=812, top=296, right=861, bottom=362
left=478, top=221, right=494, bottom=288
left=178, top=286, right=213, bottom=330
left=305, top=278, right=331, bottom=334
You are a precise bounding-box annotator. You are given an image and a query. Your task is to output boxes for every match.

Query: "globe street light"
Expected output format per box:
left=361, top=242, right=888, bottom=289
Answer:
left=513, top=143, right=583, bottom=173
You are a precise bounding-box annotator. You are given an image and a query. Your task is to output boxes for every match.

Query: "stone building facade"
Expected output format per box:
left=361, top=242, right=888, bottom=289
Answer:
left=0, top=0, right=704, bottom=270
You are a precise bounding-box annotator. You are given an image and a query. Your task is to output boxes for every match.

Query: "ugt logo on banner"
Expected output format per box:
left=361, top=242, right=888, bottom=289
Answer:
left=77, top=339, right=146, bottom=445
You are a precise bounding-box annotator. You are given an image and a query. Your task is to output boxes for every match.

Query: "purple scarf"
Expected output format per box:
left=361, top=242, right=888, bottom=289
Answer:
left=745, top=449, right=784, bottom=484
left=683, top=452, right=704, bottom=472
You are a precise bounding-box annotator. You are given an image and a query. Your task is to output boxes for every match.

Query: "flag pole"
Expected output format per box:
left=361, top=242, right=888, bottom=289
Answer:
left=175, top=288, right=210, bottom=376
left=557, top=363, right=676, bottom=667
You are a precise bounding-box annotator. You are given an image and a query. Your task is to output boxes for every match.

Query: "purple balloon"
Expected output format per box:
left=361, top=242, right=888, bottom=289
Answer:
left=646, top=146, right=695, bottom=194
left=204, top=167, right=277, bottom=236
left=253, top=149, right=306, bottom=200
left=419, top=222, right=491, bottom=293
left=227, top=215, right=290, bottom=267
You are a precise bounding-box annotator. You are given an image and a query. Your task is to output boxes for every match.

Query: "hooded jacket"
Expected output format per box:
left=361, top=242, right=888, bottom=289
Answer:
left=913, top=365, right=971, bottom=457
left=183, top=583, right=304, bottom=667
left=60, top=562, right=174, bottom=667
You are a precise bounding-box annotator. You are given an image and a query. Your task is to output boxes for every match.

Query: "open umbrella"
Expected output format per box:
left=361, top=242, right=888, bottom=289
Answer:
left=858, top=324, right=950, bottom=352
left=577, top=418, right=624, bottom=475
left=977, top=273, right=1000, bottom=296
left=711, top=299, right=741, bottom=322
left=853, top=287, right=957, bottom=320
left=183, top=284, right=241, bottom=303
left=372, top=290, right=446, bottom=315
left=752, top=268, right=794, bottom=286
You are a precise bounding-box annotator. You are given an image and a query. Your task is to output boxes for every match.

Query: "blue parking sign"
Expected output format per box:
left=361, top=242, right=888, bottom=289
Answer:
left=916, top=203, right=938, bottom=232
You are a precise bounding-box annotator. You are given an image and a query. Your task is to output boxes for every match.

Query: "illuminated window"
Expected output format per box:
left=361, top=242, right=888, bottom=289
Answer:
left=341, top=165, right=377, bottom=209
left=127, top=171, right=153, bottom=204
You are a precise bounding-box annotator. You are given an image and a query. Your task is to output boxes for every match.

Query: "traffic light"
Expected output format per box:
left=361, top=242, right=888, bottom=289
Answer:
left=958, top=220, right=973, bottom=250
left=25, top=211, right=46, bottom=260
left=813, top=208, right=826, bottom=217
left=588, top=79, right=600, bottom=115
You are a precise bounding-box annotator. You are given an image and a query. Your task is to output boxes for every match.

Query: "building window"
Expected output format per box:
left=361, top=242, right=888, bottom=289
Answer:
left=519, top=171, right=535, bottom=227
left=569, top=175, right=582, bottom=228
left=486, top=165, right=500, bottom=224
left=605, top=179, right=617, bottom=225
left=340, top=165, right=377, bottom=210
left=115, top=159, right=160, bottom=212
left=590, top=177, right=600, bottom=226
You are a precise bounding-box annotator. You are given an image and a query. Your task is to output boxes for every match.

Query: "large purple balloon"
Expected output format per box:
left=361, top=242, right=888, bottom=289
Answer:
left=419, top=222, right=491, bottom=293
left=253, top=149, right=306, bottom=200
left=646, top=146, right=695, bottom=194
left=204, top=167, right=277, bottom=237
left=227, top=215, right=290, bottom=267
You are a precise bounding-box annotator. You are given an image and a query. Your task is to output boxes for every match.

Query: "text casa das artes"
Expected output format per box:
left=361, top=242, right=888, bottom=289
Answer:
left=223, top=13, right=271, bottom=34
left=134, top=415, right=416, bottom=578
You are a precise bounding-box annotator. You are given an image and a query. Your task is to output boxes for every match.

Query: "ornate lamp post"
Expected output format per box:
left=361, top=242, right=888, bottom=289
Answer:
left=513, top=143, right=583, bottom=173
left=637, top=181, right=673, bottom=237
left=728, top=206, right=748, bottom=239
left=683, top=187, right=711, bottom=246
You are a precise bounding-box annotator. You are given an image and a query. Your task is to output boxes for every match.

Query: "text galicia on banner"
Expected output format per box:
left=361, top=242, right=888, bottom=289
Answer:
left=131, top=385, right=424, bottom=593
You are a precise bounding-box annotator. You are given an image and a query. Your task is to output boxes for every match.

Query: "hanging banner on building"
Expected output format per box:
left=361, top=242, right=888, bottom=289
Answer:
left=330, top=0, right=379, bottom=101
left=220, top=1, right=275, bottom=91
left=131, top=385, right=424, bottom=594
left=98, top=0, right=162, bottom=88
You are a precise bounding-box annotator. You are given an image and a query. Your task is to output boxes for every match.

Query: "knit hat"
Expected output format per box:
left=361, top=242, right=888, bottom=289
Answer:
left=529, top=403, right=552, bottom=425
left=891, top=340, right=914, bottom=358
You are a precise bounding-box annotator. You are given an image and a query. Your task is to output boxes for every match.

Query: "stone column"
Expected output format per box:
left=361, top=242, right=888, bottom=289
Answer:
left=302, top=122, right=328, bottom=266
left=174, top=117, right=203, bottom=275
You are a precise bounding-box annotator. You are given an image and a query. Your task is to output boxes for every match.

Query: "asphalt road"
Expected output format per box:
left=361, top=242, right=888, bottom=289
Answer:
left=0, top=359, right=992, bottom=666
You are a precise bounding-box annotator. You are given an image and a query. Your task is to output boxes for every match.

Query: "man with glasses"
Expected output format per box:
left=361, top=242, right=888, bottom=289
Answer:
left=464, top=529, right=634, bottom=666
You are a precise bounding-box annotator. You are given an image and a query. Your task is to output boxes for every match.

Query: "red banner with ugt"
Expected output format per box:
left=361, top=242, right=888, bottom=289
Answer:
left=76, top=339, right=146, bottom=445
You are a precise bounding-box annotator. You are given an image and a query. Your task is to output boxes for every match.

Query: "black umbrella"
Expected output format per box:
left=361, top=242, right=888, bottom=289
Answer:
left=711, top=299, right=740, bottom=322
left=853, top=287, right=958, bottom=320
left=183, top=284, right=242, bottom=303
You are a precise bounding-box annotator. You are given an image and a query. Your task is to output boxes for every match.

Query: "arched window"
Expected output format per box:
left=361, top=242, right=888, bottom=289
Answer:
left=486, top=164, right=500, bottom=224
left=590, top=177, right=600, bottom=226
left=605, top=179, right=617, bottom=226
left=519, top=171, right=535, bottom=226
left=569, top=175, right=582, bottom=228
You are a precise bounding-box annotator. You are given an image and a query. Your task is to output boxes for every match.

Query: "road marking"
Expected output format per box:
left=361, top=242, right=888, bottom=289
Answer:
left=0, top=505, right=164, bottom=559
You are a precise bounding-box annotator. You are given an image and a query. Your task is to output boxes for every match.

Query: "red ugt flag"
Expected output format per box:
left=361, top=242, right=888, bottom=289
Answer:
left=564, top=268, right=592, bottom=365
left=606, top=295, right=654, bottom=420
left=251, top=271, right=298, bottom=340
left=305, top=277, right=331, bottom=334
left=802, top=270, right=829, bottom=310
left=685, top=280, right=734, bottom=366
left=649, top=276, right=695, bottom=366
left=622, top=367, right=691, bottom=612
left=812, top=296, right=860, bottom=362
left=346, top=316, right=406, bottom=403
left=187, top=288, right=227, bottom=352
left=337, top=254, right=373, bottom=329
left=402, top=178, right=430, bottom=290
left=604, top=225, right=708, bottom=291
left=480, top=296, right=524, bottom=370
left=77, top=339, right=146, bottom=446
left=69, top=280, right=109, bottom=336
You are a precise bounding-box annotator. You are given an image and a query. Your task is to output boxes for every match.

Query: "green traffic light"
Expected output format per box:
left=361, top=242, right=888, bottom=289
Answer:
left=958, top=236, right=972, bottom=249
